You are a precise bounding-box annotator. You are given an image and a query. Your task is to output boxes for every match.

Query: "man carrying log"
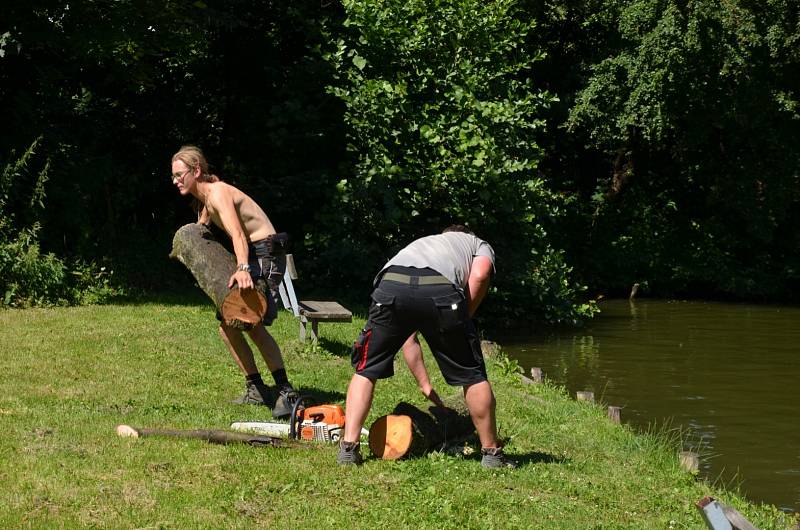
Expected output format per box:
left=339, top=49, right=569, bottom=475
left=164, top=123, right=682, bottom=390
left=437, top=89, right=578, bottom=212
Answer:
left=170, top=145, right=298, bottom=418
left=337, top=225, right=516, bottom=468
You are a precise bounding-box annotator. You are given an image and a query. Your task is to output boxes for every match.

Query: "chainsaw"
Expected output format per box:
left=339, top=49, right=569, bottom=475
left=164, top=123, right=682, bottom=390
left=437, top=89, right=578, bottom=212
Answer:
left=231, top=399, right=365, bottom=443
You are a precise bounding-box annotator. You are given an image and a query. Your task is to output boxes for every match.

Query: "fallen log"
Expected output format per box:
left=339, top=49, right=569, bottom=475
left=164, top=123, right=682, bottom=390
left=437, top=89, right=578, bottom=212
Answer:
left=169, top=223, right=266, bottom=329
left=368, top=396, right=475, bottom=460
left=115, top=424, right=289, bottom=447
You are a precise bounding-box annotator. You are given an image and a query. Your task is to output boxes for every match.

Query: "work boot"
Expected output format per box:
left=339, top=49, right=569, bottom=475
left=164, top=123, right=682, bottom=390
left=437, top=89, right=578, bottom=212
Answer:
left=480, top=447, right=517, bottom=469
left=231, top=382, right=272, bottom=406
left=337, top=441, right=363, bottom=466
left=271, top=385, right=300, bottom=419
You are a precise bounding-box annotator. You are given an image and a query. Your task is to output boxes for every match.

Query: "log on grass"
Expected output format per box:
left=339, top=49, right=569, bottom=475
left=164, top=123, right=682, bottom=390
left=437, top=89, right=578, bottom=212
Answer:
left=368, top=396, right=475, bottom=460
left=169, top=223, right=266, bottom=329
left=115, top=424, right=288, bottom=447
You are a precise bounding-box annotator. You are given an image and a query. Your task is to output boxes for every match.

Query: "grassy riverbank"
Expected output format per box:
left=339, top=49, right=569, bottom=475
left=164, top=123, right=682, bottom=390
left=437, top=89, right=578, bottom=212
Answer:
left=0, top=299, right=794, bottom=529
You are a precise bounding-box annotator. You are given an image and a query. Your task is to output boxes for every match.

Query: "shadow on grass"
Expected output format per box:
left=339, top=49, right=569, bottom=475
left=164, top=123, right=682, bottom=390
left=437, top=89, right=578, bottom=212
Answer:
left=295, top=387, right=346, bottom=405
left=510, top=451, right=569, bottom=466
left=317, top=337, right=354, bottom=358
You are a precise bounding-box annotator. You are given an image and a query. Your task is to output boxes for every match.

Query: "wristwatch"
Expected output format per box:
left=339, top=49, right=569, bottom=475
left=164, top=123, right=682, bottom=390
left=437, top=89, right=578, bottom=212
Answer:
left=237, top=263, right=251, bottom=273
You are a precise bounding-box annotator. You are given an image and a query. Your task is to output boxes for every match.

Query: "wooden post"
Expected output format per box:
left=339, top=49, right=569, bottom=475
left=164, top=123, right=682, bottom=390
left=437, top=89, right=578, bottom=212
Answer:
left=576, top=391, right=595, bottom=403
left=629, top=282, right=640, bottom=300
left=530, top=367, right=543, bottom=383
left=679, top=451, right=700, bottom=473
left=607, top=406, right=621, bottom=423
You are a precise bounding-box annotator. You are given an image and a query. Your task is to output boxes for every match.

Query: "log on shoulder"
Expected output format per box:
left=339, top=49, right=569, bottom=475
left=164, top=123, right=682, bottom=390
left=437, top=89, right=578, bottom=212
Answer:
left=368, top=396, right=475, bottom=460
left=169, top=223, right=265, bottom=329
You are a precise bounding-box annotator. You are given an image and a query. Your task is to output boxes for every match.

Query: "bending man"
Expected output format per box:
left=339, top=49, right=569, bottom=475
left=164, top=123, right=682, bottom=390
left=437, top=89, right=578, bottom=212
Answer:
left=338, top=225, right=516, bottom=468
left=170, top=145, right=298, bottom=418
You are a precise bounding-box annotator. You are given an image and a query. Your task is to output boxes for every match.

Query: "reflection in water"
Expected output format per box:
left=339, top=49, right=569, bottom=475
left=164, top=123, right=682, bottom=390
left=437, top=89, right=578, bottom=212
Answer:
left=503, top=300, right=800, bottom=513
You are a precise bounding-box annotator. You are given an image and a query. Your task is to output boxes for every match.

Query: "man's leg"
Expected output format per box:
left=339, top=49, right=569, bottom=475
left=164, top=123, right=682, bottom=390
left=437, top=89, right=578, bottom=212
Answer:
left=402, top=333, right=444, bottom=407
left=342, top=373, right=375, bottom=443
left=219, top=324, right=259, bottom=374
left=338, top=373, right=376, bottom=466
left=463, top=380, right=517, bottom=468
left=462, top=380, right=498, bottom=448
left=219, top=324, right=271, bottom=405
left=247, top=324, right=298, bottom=418
left=247, top=324, right=284, bottom=373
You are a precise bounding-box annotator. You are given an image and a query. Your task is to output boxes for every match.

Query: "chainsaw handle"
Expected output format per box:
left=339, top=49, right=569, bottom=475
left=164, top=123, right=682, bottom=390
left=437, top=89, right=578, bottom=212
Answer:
left=288, top=395, right=309, bottom=439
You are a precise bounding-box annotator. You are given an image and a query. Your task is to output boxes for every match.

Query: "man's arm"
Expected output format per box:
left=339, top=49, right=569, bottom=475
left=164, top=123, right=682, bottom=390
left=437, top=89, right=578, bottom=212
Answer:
left=465, top=255, right=493, bottom=317
left=206, top=187, right=253, bottom=290
left=401, top=333, right=445, bottom=407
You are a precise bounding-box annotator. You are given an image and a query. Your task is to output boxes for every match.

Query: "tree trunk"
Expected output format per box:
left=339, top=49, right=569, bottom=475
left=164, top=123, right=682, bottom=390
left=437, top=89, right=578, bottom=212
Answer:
left=368, top=395, right=475, bottom=460
left=115, top=424, right=288, bottom=447
left=169, top=223, right=265, bottom=329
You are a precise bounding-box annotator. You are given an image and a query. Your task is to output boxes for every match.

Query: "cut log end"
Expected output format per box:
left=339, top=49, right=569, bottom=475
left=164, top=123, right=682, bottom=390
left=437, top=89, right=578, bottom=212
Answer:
left=116, top=425, right=140, bottom=438
left=369, top=414, right=412, bottom=460
left=221, top=288, right=267, bottom=330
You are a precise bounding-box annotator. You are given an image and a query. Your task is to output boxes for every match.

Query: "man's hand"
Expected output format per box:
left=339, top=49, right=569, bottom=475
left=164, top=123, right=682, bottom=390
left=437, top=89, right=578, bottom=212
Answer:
left=228, top=270, right=253, bottom=289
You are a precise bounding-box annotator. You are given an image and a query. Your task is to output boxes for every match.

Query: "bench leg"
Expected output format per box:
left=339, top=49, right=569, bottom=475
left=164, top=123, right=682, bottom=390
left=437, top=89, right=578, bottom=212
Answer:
left=310, top=320, right=319, bottom=343
left=299, top=316, right=307, bottom=342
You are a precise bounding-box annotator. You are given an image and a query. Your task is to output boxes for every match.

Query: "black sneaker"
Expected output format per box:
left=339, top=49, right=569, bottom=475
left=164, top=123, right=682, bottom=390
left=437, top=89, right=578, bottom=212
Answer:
left=271, top=385, right=300, bottom=419
left=480, top=447, right=517, bottom=469
left=337, top=441, right=363, bottom=466
left=231, top=382, right=272, bottom=405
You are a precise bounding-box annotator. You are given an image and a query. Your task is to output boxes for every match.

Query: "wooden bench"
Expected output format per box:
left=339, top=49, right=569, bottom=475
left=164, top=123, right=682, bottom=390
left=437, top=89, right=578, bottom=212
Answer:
left=277, top=254, right=352, bottom=342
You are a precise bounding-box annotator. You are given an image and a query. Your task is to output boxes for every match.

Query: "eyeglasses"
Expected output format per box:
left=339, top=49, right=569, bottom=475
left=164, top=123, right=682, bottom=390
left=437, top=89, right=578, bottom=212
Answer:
left=171, top=169, right=191, bottom=183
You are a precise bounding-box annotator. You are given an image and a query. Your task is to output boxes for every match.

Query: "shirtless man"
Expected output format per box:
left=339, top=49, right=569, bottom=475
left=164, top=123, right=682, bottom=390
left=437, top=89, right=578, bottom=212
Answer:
left=171, top=145, right=298, bottom=418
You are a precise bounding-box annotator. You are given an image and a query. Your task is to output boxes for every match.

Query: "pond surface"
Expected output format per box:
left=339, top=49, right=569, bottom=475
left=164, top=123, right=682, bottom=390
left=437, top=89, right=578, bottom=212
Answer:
left=502, top=299, right=800, bottom=513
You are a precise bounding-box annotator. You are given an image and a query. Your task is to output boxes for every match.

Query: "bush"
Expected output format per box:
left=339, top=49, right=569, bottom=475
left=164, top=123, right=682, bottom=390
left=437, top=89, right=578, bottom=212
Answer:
left=0, top=140, right=123, bottom=307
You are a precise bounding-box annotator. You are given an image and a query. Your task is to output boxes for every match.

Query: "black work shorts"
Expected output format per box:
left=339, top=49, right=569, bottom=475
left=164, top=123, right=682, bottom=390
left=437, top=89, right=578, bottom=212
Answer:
left=216, top=233, right=288, bottom=326
left=351, top=267, right=488, bottom=387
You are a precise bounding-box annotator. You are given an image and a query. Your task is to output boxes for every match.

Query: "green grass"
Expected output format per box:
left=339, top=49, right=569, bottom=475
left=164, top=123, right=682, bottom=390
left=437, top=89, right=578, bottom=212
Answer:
left=0, top=299, right=795, bottom=529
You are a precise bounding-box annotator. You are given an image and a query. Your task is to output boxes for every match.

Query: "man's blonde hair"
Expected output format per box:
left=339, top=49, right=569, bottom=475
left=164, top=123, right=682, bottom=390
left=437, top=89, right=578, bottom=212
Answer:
left=172, top=145, right=219, bottom=182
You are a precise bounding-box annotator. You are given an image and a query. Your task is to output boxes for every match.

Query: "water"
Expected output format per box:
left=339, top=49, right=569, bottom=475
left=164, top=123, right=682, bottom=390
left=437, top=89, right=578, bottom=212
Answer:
left=502, top=299, right=800, bottom=512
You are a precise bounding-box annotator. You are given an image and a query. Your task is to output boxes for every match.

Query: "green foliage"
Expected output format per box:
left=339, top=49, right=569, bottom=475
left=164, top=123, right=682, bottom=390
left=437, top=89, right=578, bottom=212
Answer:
left=0, top=140, right=123, bottom=307
left=492, top=350, right=524, bottom=377
left=321, top=0, right=595, bottom=323
left=561, top=0, right=800, bottom=299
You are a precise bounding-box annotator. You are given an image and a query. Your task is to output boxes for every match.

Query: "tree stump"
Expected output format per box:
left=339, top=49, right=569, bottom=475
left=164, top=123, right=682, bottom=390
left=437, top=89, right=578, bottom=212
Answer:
left=368, top=396, right=475, bottom=460
left=169, top=223, right=266, bottom=329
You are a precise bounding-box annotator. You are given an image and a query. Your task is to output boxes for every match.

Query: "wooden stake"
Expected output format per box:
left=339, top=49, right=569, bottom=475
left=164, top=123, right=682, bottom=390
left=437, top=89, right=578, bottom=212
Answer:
left=530, top=367, right=543, bottom=383
left=679, top=451, right=700, bottom=473
left=607, top=406, right=621, bottom=423
left=576, top=391, right=595, bottom=403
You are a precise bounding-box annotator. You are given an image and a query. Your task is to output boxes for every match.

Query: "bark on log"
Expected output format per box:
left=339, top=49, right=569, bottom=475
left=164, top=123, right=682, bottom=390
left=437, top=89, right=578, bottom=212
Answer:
left=368, top=395, right=475, bottom=460
left=169, top=223, right=265, bottom=329
left=116, top=424, right=289, bottom=447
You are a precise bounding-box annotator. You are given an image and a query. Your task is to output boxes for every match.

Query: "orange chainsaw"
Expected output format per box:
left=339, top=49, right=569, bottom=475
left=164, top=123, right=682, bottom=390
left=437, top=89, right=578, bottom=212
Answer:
left=231, top=400, right=362, bottom=443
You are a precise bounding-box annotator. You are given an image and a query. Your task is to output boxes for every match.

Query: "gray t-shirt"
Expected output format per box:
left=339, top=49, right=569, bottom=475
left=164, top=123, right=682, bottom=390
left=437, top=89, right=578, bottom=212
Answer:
left=378, top=232, right=495, bottom=290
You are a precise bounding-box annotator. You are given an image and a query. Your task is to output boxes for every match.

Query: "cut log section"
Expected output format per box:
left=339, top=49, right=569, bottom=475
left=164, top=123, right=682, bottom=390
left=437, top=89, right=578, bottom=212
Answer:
left=368, top=397, right=475, bottom=460
left=115, top=424, right=287, bottom=447
left=169, top=223, right=266, bottom=329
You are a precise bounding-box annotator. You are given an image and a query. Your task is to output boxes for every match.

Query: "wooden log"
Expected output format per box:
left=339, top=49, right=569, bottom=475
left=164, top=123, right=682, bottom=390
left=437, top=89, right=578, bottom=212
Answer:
left=576, top=391, right=595, bottom=403
left=607, top=405, right=621, bottom=424
left=368, top=396, right=475, bottom=460
left=629, top=282, right=640, bottom=300
left=169, top=223, right=265, bottom=329
left=679, top=451, right=700, bottom=473
left=530, top=367, right=543, bottom=383
left=115, top=424, right=288, bottom=447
